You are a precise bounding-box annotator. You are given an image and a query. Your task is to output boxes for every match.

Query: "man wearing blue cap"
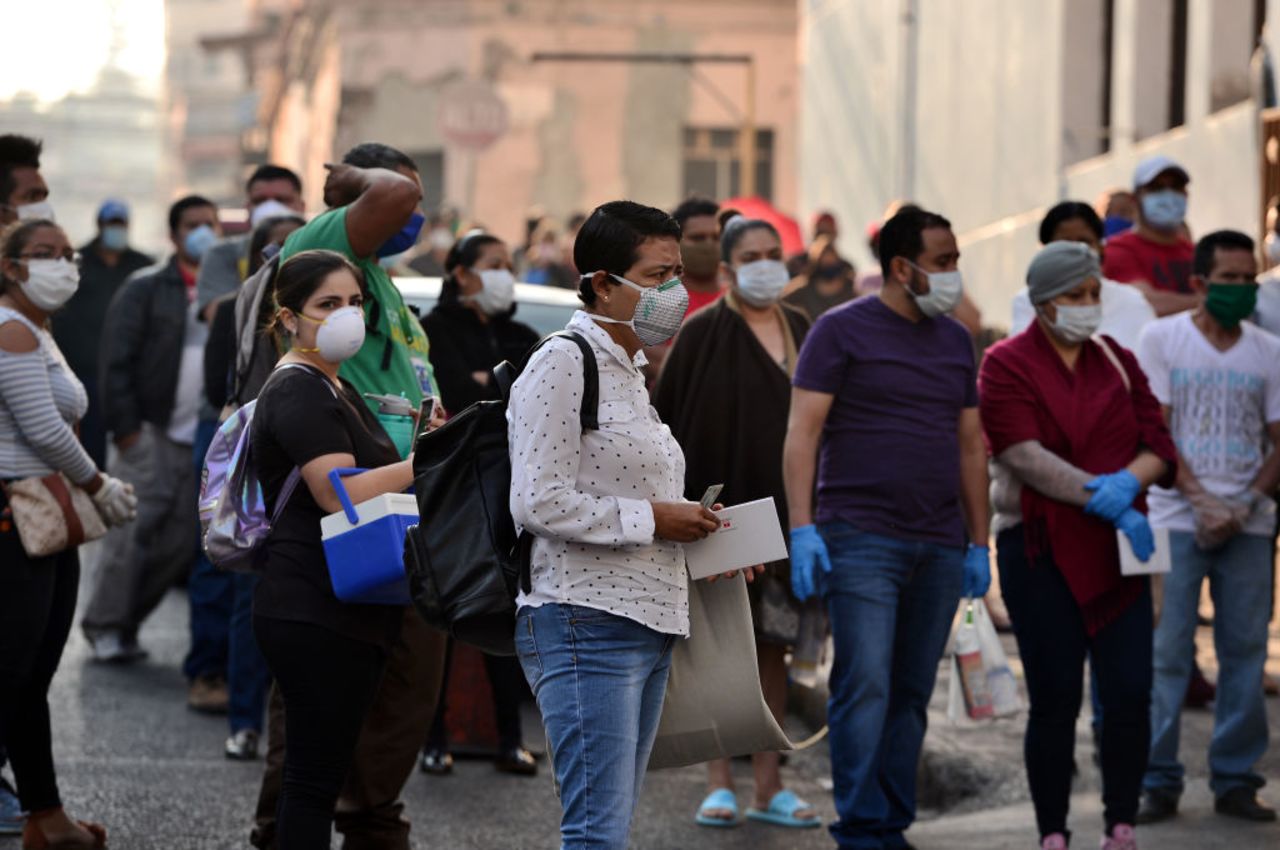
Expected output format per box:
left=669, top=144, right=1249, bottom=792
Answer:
left=50, top=199, right=152, bottom=468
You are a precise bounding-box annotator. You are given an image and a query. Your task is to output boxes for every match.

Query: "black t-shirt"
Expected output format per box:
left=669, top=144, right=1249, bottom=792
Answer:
left=421, top=301, right=540, bottom=413
left=251, top=364, right=403, bottom=648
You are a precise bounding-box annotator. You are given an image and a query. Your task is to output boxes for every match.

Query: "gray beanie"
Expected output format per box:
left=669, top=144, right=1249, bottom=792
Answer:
left=1026, top=241, right=1101, bottom=305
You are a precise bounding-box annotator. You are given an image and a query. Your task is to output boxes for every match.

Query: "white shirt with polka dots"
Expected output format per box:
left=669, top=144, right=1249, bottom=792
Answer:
left=508, top=310, right=689, bottom=636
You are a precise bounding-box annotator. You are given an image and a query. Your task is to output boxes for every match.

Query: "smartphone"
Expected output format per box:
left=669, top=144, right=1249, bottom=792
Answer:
left=415, top=395, right=437, bottom=439
left=699, top=484, right=724, bottom=510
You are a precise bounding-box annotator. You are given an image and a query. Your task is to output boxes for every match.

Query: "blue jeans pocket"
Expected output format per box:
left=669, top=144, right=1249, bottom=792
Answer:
left=515, top=609, right=542, bottom=687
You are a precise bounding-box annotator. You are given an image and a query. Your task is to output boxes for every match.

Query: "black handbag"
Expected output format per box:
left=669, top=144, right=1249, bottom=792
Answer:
left=404, top=332, right=598, bottom=655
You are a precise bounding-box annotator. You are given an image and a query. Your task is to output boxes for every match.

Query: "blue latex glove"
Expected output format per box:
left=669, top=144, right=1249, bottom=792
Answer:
left=963, top=544, right=991, bottom=598
left=1084, top=470, right=1141, bottom=522
left=1115, top=508, right=1155, bottom=562
left=789, top=525, right=833, bottom=601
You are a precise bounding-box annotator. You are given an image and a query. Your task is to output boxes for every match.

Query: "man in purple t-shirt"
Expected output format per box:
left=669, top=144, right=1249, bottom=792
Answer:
left=783, top=207, right=991, bottom=849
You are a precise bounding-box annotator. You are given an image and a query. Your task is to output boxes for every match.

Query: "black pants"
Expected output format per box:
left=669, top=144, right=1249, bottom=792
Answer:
left=253, top=615, right=386, bottom=850
left=426, top=639, right=526, bottom=752
left=0, top=518, right=79, bottom=814
left=997, top=528, right=1152, bottom=841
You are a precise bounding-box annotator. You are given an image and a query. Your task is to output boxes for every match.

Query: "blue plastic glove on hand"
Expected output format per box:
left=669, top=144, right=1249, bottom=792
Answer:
left=1084, top=470, right=1141, bottom=522
left=789, top=525, right=833, bottom=601
left=1115, top=508, right=1155, bottom=562
left=963, top=544, right=991, bottom=598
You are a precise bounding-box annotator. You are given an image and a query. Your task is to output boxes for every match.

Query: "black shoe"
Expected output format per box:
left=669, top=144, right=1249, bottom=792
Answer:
left=420, top=748, right=453, bottom=775
left=494, top=746, right=538, bottom=776
left=1215, top=788, right=1277, bottom=822
left=225, top=729, right=260, bottom=760
left=1136, top=789, right=1179, bottom=824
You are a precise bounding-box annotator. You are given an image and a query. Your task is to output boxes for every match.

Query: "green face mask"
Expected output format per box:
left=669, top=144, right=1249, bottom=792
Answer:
left=1204, top=282, right=1259, bottom=328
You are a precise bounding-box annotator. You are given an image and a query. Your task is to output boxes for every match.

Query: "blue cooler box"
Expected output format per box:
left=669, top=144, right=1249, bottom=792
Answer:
left=320, top=468, right=416, bottom=605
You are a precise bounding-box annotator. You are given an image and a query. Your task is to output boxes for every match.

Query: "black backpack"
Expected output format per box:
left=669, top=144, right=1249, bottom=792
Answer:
left=403, top=332, right=599, bottom=656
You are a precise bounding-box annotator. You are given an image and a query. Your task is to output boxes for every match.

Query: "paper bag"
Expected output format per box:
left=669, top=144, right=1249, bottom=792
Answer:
left=648, top=572, right=792, bottom=769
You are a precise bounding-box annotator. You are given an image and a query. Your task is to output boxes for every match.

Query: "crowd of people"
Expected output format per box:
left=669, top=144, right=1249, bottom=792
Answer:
left=0, top=127, right=1277, bottom=850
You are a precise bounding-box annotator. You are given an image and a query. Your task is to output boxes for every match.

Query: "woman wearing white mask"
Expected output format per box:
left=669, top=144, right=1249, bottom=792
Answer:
left=1, top=219, right=136, bottom=849
left=249, top=249, right=415, bottom=847
left=509, top=201, right=760, bottom=849
left=979, top=241, right=1176, bottom=850
left=418, top=230, right=540, bottom=777
left=653, top=216, right=820, bottom=830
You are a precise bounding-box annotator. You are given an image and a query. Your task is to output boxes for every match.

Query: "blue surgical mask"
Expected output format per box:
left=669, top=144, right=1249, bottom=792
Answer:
left=1141, top=190, right=1187, bottom=231
left=377, top=211, right=426, bottom=258
left=183, top=224, right=217, bottom=263
left=1102, top=216, right=1132, bottom=238
left=100, top=225, right=129, bottom=252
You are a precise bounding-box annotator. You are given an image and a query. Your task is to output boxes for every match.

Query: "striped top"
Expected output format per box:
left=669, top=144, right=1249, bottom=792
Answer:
left=0, top=306, right=96, bottom=483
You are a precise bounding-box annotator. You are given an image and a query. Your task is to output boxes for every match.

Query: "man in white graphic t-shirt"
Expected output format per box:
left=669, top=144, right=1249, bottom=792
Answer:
left=1135, top=230, right=1280, bottom=825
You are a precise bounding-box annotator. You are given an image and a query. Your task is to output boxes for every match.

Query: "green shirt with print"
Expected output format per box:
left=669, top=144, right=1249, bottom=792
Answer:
left=280, top=207, right=438, bottom=410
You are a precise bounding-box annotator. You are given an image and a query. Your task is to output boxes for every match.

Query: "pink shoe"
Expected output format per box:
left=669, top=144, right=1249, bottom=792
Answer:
left=1041, top=834, right=1067, bottom=850
left=1101, top=823, right=1137, bottom=850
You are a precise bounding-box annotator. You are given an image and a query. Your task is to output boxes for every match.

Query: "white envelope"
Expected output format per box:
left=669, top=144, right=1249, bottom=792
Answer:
left=684, top=497, right=789, bottom=580
left=1118, top=526, right=1171, bottom=576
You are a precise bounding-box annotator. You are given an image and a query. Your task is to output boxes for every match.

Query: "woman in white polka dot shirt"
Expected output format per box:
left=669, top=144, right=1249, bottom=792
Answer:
left=507, top=201, right=755, bottom=849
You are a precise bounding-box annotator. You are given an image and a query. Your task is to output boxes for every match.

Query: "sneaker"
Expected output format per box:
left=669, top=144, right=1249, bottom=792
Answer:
left=1136, top=789, right=1178, bottom=824
left=0, top=777, right=23, bottom=836
left=1214, top=787, right=1277, bottom=822
left=188, top=675, right=230, bottom=714
left=225, top=729, right=260, bottom=761
left=89, top=631, right=147, bottom=664
left=1041, top=833, right=1067, bottom=850
left=420, top=747, right=453, bottom=775
left=1100, top=823, right=1137, bottom=850
left=494, top=746, right=538, bottom=776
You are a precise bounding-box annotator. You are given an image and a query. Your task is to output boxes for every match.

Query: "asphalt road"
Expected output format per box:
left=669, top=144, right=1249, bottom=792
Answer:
left=3, top=555, right=1278, bottom=849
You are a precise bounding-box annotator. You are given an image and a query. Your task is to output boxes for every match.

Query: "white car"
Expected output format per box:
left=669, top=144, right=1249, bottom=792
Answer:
left=394, top=276, right=582, bottom=337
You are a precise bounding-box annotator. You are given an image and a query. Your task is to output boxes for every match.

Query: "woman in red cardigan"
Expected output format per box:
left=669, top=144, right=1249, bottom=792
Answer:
left=979, top=241, right=1177, bottom=850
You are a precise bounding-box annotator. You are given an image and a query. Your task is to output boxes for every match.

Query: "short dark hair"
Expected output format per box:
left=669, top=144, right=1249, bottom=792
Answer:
left=246, top=164, right=302, bottom=195
left=342, top=142, right=418, bottom=173
left=671, top=196, right=720, bottom=230
left=1194, top=229, right=1255, bottom=278
left=270, top=249, right=365, bottom=341
left=0, top=135, right=42, bottom=206
left=573, top=201, right=682, bottom=306
left=441, top=230, right=504, bottom=303
left=878, top=207, right=953, bottom=280
left=168, top=195, right=217, bottom=234
left=720, top=217, right=780, bottom=262
left=1038, top=201, right=1103, bottom=245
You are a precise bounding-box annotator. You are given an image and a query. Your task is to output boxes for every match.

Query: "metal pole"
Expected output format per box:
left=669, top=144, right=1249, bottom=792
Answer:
left=741, top=60, right=757, bottom=197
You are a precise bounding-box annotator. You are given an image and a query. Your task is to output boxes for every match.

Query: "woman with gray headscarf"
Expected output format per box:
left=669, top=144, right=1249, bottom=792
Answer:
left=977, top=241, right=1178, bottom=850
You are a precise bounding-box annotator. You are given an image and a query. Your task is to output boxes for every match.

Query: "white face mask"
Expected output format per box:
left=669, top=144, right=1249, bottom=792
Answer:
left=293, top=305, right=366, bottom=363
left=1140, top=190, right=1187, bottom=231
left=584, top=273, right=690, bottom=346
left=1042, top=303, right=1102, bottom=344
left=467, top=268, right=516, bottom=316
left=16, top=200, right=55, bottom=222
left=18, top=258, right=80, bottom=311
left=734, top=259, right=790, bottom=307
left=905, top=261, right=964, bottom=318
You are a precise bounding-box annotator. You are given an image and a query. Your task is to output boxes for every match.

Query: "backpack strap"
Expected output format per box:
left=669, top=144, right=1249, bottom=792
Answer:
left=495, top=330, right=599, bottom=431
left=1092, top=334, right=1131, bottom=394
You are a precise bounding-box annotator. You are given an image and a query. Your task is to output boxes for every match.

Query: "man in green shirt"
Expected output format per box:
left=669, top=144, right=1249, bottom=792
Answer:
left=253, top=143, right=447, bottom=850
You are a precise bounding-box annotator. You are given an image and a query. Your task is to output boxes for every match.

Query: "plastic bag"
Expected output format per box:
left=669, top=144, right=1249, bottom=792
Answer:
left=947, top=599, right=1021, bottom=724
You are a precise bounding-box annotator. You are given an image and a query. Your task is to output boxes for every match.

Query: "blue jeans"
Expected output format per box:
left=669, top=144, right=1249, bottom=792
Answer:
left=183, top=419, right=234, bottom=682
left=229, top=572, right=270, bottom=734
left=819, top=522, right=964, bottom=849
left=1145, top=531, right=1273, bottom=797
left=515, top=603, right=674, bottom=850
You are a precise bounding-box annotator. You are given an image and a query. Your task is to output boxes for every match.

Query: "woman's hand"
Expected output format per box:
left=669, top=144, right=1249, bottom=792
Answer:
left=651, top=500, right=720, bottom=543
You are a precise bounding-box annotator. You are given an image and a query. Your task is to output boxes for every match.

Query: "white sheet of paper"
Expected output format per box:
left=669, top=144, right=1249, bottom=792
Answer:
left=1118, top=526, right=1171, bottom=576
left=683, top=497, right=789, bottom=580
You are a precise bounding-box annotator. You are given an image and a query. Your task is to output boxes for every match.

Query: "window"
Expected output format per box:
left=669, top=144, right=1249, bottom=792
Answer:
left=1132, top=0, right=1188, bottom=140
left=682, top=127, right=774, bottom=201
left=1061, top=0, right=1114, bottom=165
left=1209, top=0, right=1264, bottom=112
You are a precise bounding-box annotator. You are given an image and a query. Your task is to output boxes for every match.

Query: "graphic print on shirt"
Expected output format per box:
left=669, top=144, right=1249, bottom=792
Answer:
left=1168, top=367, right=1266, bottom=480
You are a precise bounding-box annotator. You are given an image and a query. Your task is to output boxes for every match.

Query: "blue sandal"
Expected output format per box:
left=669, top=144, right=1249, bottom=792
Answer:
left=695, top=788, right=740, bottom=827
left=745, top=789, right=822, bottom=828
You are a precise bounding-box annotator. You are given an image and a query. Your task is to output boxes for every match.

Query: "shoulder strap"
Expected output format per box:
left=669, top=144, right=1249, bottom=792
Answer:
left=494, top=330, right=599, bottom=431
left=1092, top=334, right=1131, bottom=394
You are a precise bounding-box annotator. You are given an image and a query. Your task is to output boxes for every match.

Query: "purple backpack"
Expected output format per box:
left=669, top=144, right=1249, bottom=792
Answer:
left=199, top=364, right=329, bottom=571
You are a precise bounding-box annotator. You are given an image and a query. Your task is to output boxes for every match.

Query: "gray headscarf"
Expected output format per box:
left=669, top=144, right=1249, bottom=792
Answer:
left=1026, top=241, right=1101, bottom=305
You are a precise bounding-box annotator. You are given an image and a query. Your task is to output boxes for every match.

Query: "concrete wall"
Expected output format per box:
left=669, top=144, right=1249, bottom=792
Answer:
left=800, top=0, right=1268, bottom=329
